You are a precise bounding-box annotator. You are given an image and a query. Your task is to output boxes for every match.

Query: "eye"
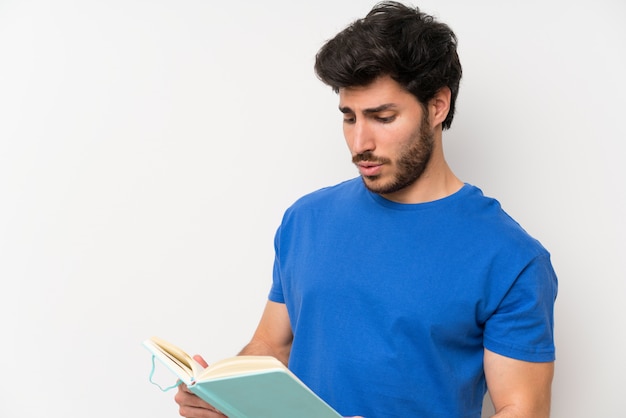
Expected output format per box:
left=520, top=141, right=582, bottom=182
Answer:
left=375, top=115, right=396, bottom=123
left=343, top=116, right=356, bottom=124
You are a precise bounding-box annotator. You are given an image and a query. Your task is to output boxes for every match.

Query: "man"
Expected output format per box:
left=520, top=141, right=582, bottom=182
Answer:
left=175, top=2, right=557, bottom=417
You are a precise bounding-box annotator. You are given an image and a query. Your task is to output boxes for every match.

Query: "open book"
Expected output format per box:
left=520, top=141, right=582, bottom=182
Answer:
left=143, top=336, right=342, bottom=418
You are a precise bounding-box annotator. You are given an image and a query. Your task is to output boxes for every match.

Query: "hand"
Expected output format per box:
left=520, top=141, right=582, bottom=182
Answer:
left=174, top=355, right=226, bottom=418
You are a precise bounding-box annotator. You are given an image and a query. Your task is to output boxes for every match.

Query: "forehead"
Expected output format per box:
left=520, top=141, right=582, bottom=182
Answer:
left=338, top=76, right=418, bottom=111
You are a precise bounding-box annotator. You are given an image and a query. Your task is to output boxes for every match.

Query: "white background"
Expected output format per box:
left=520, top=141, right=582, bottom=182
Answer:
left=1, top=0, right=624, bottom=417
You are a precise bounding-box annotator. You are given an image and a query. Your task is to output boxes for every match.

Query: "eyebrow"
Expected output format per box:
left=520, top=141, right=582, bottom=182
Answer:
left=339, top=103, right=398, bottom=114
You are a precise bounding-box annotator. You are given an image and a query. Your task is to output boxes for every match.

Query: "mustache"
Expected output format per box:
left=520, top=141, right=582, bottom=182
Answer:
left=352, top=151, right=390, bottom=164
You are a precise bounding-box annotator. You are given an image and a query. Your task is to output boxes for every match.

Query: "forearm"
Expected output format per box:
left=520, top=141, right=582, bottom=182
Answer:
left=237, top=301, right=293, bottom=366
left=488, top=383, right=552, bottom=418
left=489, top=385, right=552, bottom=418
left=491, top=408, right=519, bottom=418
left=238, top=338, right=290, bottom=366
left=491, top=404, right=550, bottom=418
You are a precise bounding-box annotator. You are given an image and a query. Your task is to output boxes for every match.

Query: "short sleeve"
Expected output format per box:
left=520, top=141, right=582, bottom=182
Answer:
left=268, top=254, right=285, bottom=303
left=483, top=254, right=558, bottom=362
left=267, top=225, right=285, bottom=303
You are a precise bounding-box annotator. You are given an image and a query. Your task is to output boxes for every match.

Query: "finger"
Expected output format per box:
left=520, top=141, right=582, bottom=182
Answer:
left=178, top=404, right=227, bottom=418
left=175, top=385, right=211, bottom=408
left=179, top=383, right=194, bottom=394
left=193, top=354, right=209, bottom=368
left=175, top=385, right=226, bottom=416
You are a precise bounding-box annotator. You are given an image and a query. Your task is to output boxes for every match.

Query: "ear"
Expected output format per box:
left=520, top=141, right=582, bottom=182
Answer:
left=428, top=87, right=451, bottom=128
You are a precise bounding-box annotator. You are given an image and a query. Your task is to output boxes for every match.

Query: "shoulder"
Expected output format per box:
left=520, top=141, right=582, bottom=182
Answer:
left=274, top=178, right=364, bottom=246
left=275, top=178, right=367, bottom=235
left=465, top=185, right=543, bottom=248
left=287, top=177, right=364, bottom=212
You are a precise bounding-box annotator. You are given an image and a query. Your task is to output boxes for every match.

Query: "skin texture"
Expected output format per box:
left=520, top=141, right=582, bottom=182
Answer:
left=174, top=356, right=226, bottom=418
left=173, top=76, right=554, bottom=417
left=484, top=349, right=554, bottom=417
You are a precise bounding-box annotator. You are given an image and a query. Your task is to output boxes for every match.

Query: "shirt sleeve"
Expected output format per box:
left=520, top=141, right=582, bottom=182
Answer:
left=267, top=224, right=286, bottom=303
left=268, top=254, right=285, bottom=303
left=483, top=254, right=558, bottom=362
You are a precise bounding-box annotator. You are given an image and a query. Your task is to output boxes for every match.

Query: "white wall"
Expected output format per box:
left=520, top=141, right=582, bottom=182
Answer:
left=1, top=1, right=624, bottom=417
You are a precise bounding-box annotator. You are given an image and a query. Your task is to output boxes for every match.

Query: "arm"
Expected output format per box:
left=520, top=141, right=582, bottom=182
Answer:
left=238, top=300, right=293, bottom=365
left=484, top=348, right=554, bottom=418
left=174, top=301, right=293, bottom=417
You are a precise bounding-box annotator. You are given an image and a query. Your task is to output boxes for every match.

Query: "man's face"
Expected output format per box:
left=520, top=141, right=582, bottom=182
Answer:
left=339, top=76, right=434, bottom=196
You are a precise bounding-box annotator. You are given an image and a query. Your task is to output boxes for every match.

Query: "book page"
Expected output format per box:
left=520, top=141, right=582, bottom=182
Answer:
left=198, top=355, right=287, bottom=381
left=148, top=336, right=205, bottom=378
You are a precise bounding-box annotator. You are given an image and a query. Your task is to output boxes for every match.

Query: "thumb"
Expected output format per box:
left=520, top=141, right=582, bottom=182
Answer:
left=193, top=354, right=209, bottom=368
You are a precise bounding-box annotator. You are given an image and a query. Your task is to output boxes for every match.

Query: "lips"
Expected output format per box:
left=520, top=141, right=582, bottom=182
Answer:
left=357, top=161, right=383, bottom=177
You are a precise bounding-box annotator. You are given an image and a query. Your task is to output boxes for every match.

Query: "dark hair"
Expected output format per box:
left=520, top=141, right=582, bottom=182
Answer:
left=314, top=1, right=462, bottom=130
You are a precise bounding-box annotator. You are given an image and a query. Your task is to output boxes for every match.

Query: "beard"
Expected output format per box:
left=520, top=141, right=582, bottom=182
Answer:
left=352, top=113, right=434, bottom=195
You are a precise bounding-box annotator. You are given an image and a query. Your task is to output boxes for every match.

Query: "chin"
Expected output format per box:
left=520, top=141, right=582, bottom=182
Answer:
left=361, top=176, right=393, bottom=194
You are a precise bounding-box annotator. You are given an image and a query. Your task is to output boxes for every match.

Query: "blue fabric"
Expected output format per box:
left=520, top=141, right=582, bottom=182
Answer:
left=269, top=178, right=557, bottom=418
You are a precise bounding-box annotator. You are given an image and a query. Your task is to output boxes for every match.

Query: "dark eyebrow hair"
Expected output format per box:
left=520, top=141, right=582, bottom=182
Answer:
left=338, top=103, right=398, bottom=114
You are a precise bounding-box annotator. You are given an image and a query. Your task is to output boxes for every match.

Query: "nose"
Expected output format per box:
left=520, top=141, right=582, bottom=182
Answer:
left=348, top=120, right=375, bottom=156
